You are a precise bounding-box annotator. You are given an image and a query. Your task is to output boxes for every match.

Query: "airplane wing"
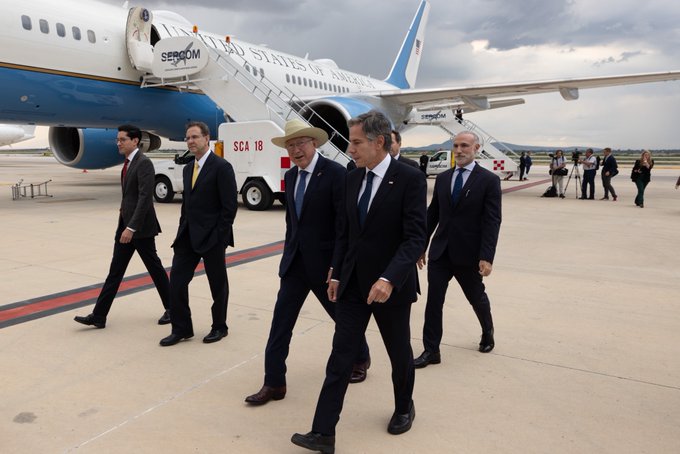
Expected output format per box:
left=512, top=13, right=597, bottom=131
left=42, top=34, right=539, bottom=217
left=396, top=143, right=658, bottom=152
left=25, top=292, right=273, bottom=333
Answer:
left=369, top=70, right=680, bottom=112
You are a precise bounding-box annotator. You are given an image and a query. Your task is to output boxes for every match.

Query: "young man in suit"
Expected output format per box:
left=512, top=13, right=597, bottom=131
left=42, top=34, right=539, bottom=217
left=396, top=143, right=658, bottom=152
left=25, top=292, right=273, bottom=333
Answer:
left=414, top=130, right=502, bottom=368
left=389, top=130, right=419, bottom=169
left=160, top=121, right=238, bottom=346
left=245, top=119, right=370, bottom=406
left=600, top=147, right=618, bottom=201
left=74, top=124, right=170, bottom=328
left=292, top=111, right=427, bottom=453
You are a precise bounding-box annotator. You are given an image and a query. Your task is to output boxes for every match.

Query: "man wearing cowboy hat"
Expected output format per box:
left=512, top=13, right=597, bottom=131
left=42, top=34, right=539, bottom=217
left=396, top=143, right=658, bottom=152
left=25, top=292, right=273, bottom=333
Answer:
left=245, top=119, right=370, bottom=406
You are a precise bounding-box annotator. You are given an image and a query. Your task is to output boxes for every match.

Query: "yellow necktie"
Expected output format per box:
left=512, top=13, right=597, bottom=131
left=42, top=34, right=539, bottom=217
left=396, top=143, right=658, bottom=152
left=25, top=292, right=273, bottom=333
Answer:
left=191, top=161, right=199, bottom=188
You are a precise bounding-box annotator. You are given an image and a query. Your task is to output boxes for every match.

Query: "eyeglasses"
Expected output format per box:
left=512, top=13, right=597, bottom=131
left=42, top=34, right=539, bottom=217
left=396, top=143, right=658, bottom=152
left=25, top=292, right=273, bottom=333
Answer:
left=285, top=138, right=313, bottom=151
left=116, top=137, right=129, bottom=143
left=184, top=134, right=205, bottom=142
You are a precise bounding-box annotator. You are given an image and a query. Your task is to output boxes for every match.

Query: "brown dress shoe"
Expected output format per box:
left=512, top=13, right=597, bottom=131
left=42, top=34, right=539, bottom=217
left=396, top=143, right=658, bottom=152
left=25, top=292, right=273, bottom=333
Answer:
left=245, top=385, right=286, bottom=405
left=349, top=357, right=371, bottom=384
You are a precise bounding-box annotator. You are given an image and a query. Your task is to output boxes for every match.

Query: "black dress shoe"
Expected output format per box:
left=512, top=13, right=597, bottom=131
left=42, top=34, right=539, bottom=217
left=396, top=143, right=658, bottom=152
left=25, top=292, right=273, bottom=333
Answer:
left=349, top=357, right=371, bottom=384
left=203, top=329, right=228, bottom=343
left=479, top=329, right=495, bottom=353
left=157, top=311, right=171, bottom=325
left=291, top=432, right=335, bottom=454
left=74, top=314, right=105, bottom=329
left=413, top=351, right=441, bottom=368
left=245, top=385, right=286, bottom=405
left=387, top=401, right=415, bottom=435
left=159, top=332, right=193, bottom=346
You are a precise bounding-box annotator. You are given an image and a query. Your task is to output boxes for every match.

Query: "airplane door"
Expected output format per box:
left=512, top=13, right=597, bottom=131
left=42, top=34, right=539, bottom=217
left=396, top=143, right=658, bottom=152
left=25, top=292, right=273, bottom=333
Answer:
left=125, top=7, right=154, bottom=73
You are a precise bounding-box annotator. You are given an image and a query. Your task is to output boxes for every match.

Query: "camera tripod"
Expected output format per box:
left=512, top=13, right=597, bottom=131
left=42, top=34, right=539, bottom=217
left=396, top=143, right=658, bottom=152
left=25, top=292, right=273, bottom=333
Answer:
left=563, top=161, right=582, bottom=198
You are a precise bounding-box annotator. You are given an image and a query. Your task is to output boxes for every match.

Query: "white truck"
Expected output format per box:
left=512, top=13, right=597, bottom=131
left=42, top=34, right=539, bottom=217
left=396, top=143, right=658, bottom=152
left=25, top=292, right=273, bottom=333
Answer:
left=426, top=149, right=514, bottom=178
left=153, top=120, right=311, bottom=210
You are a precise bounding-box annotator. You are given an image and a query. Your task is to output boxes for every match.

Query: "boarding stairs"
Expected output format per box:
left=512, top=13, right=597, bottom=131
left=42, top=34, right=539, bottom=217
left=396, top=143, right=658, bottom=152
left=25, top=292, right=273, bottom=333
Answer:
left=138, top=36, right=351, bottom=166
left=409, top=108, right=519, bottom=175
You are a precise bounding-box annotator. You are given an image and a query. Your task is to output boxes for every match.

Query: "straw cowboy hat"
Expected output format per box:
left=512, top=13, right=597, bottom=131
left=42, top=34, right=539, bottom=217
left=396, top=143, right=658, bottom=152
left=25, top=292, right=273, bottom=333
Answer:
left=271, top=119, right=329, bottom=148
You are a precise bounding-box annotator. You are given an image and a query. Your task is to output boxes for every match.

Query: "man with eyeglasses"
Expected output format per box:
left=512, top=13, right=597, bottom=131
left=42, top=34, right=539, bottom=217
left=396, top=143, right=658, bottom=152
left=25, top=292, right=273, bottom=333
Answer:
left=74, top=124, right=170, bottom=329
left=160, top=121, right=238, bottom=347
left=245, top=119, right=370, bottom=406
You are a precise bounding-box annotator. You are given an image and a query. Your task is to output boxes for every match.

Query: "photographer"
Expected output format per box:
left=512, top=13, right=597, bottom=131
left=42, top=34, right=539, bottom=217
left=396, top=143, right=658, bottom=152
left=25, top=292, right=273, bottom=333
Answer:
left=550, top=150, right=567, bottom=198
left=578, top=148, right=597, bottom=200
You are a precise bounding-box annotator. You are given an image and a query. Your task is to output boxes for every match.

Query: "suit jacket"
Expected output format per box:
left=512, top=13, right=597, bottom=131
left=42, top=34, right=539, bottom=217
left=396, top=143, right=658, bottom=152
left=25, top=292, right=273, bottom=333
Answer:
left=398, top=155, right=419, bottom=169
left=601, top=155, right=618, bottom=175
left=173, top=152, right=238, bottom=254
left=334, top=159, right=427, bottom=305
left=279, top=155, right=346, bottom=282
left=427, top=164, right=502, bottom=266
left=120, top=151, right=161, bottom=239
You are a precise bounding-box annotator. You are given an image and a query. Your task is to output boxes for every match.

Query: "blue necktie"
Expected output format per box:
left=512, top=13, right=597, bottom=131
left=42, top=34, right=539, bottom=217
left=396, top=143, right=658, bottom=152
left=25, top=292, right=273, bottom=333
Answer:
left=357, top=171, right=375, bottom=227
left=295, top=170, right=308, bottom=218
left=451, top=168, right=465, bottom=205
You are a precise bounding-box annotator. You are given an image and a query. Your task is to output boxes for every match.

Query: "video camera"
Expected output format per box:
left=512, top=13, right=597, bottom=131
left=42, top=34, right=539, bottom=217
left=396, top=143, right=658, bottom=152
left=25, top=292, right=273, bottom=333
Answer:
left=571, top=151, right=581, bottom=163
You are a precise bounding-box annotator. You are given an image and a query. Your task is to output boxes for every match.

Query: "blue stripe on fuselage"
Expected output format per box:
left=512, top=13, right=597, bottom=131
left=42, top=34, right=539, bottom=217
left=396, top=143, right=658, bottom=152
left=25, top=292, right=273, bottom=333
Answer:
left=0, top=65, right=224, bottom=139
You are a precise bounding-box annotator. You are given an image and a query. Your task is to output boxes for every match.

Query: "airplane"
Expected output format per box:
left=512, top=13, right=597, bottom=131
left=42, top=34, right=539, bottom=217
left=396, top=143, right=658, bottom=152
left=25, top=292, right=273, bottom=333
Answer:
left=0, top=124, right=36, bottom=147
left=1, top=0, right=679, bottom=169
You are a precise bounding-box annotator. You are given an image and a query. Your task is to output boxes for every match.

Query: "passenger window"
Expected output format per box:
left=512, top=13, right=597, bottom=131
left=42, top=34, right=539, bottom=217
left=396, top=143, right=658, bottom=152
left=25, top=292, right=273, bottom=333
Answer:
left=259, top=68, right=264, bottom=78
left=286, top=74, right=290, bottom=83
left=56, top=23, right=65, bottom=37
left=21, top=15, right=32, bottom=31
left=39, top=19, right=49, bottom=34
left=87, top=30, right=96, bottom=43
left=72, top=26, right=81, bottom=40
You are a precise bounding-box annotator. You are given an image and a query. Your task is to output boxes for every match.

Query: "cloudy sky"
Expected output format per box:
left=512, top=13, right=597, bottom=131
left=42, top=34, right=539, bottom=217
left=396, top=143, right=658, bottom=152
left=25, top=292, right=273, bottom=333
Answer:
left=10, top=0, right=680, bottom=149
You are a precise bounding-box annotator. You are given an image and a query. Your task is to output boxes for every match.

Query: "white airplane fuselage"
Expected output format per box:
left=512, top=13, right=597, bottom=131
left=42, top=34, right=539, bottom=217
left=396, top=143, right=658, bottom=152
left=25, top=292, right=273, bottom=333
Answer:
left=0, top=0, right=398, bottom=138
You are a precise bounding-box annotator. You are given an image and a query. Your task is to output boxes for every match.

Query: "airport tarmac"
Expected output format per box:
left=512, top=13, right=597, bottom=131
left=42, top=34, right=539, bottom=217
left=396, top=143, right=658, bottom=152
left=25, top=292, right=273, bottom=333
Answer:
left=1, top=155, right=679, bottom=453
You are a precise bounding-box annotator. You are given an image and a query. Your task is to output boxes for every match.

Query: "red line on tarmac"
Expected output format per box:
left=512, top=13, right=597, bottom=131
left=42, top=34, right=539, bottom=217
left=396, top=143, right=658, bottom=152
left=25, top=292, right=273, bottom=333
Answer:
left=501, top=179, right=551, bottom=193
left=0, top=241, right=284, bottom=327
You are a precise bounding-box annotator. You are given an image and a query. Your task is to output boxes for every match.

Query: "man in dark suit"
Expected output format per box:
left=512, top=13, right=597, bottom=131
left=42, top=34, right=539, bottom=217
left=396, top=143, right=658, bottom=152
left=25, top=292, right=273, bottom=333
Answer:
left=390, top=130, right=419, bottom=169
left=245, top=119, right=370, bottom=406
left=74, top=124, right=170, bottom=328
left=414, top=130, right=502, bottom=369
left=600, top=147, right=618, bottom=201
left=292, top=111, right=427, bottom=453
left=160, top=121, right=238, bottom=346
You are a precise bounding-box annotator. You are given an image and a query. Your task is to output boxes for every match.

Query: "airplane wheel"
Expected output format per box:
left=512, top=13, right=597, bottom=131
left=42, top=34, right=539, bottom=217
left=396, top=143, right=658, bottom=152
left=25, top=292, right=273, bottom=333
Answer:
left=242, top=180, right=273, bottom=211
left=154, top=176, right=174, bottom=203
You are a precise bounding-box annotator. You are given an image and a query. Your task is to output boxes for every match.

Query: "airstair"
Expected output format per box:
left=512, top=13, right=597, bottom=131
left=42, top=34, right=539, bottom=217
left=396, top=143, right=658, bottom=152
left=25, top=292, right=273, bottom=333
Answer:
left=409, top=108, right=519, bottom=175
left=134, top=31, right=350, bottom=167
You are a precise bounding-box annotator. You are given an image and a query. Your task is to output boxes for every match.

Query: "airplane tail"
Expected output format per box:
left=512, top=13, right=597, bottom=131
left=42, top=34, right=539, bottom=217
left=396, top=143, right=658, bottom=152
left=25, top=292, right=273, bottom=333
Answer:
left=384, top=0, right=430, bottom=89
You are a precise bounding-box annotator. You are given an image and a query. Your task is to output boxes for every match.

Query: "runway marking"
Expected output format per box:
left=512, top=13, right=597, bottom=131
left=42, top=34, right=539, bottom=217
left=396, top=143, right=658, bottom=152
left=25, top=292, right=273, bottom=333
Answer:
left=0, top=180, right=544, bottom=330
left=0, top=241, right=284, bottom=329
left=501, top=178, right=551, bottom=193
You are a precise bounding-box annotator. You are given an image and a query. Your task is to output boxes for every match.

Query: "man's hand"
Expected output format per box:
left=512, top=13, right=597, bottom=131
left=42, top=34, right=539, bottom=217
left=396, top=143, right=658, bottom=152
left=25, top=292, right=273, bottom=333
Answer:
left=479, top=260, right=493, bottom=277
left=120, top=228, right=134, bottom=244
left=367, top=279, right=393, bottom=305
left=327, top=280, right=339, bottom=302
left=417, top=253, right=427, bottom=270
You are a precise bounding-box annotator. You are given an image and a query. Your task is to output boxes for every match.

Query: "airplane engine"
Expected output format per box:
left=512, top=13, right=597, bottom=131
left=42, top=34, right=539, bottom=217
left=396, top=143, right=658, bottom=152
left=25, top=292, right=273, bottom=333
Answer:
left=299, top=97, right=383, bottom=151
left=48, top=127, right=161, bottom=169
